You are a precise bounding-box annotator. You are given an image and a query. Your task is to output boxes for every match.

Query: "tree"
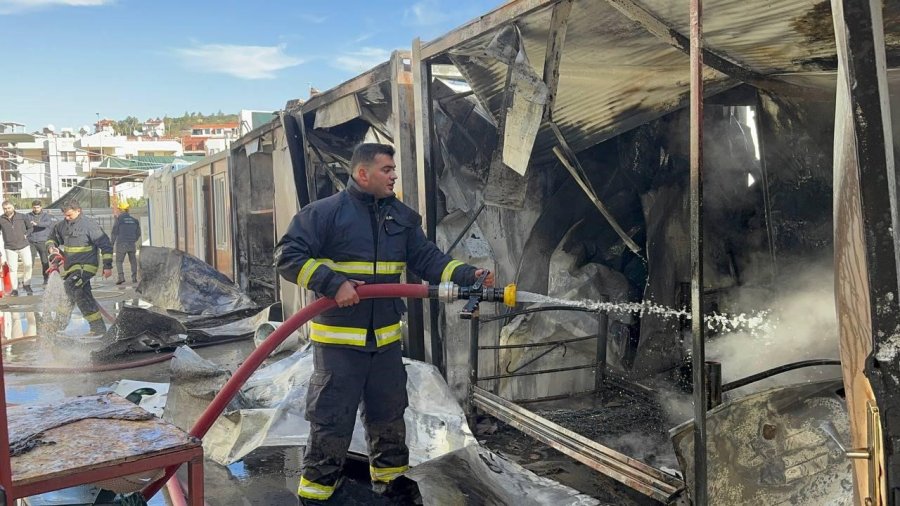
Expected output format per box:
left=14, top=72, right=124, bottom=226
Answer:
left=116, top=116, right=140, bottom=136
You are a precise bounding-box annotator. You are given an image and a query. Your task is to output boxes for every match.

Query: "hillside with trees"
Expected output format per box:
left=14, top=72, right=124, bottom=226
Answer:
left=112, top=111, right=238, bottom=137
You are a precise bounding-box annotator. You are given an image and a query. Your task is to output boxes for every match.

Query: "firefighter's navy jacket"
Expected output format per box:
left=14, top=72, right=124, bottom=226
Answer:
left=46, top=214, right=113, bottom=277
left=276, top=177, right=477, bottom=349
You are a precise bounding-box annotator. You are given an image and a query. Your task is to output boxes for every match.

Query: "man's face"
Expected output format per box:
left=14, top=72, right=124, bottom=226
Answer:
left=32, top=204, right=41, bottom=214
left=63, top=209, right=80, bottom=221
left=358, top=153, right=397, bottom=199
left=2, top=204, right=14, bottom=216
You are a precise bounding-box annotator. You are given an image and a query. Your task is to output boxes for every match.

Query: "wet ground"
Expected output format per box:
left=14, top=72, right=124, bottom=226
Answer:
left=2, top=262, right=686, bottom=505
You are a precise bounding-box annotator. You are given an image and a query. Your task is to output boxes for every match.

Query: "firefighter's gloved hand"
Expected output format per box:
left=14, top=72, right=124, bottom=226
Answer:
left=474, top=269, right=495, bottom=287
left=335, top=279, right=365, bottom=307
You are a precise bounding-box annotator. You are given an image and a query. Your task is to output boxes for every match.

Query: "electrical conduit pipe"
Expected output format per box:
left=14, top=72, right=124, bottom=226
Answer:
left=141, top=283, right=431, bottom=500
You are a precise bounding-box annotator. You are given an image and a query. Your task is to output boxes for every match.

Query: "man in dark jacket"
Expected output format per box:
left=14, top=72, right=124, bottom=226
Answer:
left=46, top=199, right=113, bottom=335
left=27, top=200, right=56, bottom=285
left=111, top=200, right=141, bottom=285
left=276, top=143, right=493, bottom=505
left=0, top=201, right=34, bottom=296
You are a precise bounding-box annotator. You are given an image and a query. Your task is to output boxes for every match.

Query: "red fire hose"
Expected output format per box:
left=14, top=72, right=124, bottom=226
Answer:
left=142, top=283, right=430, bottom=499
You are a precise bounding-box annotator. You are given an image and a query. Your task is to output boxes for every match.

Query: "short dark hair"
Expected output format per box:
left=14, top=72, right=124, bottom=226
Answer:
left=350, top=143, right=395, bottom=173
left=1, top=201, right=10, bottom=207
left=32, top=200, right=42, bottom=206
left=61, top=199, right=82, bottom=212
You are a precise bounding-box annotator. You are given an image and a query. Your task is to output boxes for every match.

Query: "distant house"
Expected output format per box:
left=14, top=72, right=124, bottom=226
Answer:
left=95, top=118, right=117, bottom=134
left=186, top=121, right=239, bottom=155
left=143, top=117, right=166, bottom=137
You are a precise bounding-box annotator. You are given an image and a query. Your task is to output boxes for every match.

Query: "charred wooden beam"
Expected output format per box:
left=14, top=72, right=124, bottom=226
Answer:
left=390, top=50, right=426, bottom=362
left=605, top=0, right=825, bottom=99
left=541, top=0, right=573, bottom=122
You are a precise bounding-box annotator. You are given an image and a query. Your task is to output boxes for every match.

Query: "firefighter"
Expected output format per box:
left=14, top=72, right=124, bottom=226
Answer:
left=112, top=200, right=141, bottom=285
left=46, top=199, right=113, bottom=335
left=276, top=143, right=493, bottom=505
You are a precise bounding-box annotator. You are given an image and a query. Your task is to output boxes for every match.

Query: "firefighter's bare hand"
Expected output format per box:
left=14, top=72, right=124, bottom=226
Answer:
left=102, top=268, right=112, bottom=279
left=335, top=280, right=365, bottom=307
left=49, top=246, right=59, bottom=256
left=475, top=269, right=495, bottom=287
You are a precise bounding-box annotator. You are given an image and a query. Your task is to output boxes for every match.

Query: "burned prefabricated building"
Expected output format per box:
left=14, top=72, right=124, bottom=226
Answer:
left=142, top=0, right=900, bottom=503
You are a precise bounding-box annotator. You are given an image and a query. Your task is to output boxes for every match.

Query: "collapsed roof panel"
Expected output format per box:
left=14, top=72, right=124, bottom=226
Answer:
left=441, top=0, right=899, bottom=170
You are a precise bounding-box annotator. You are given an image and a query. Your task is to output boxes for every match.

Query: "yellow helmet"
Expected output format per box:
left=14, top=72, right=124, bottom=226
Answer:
left=117, top=201, right=130, bottom=210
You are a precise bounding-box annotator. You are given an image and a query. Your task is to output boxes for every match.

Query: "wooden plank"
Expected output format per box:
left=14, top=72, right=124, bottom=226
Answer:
left=832, top=0, right=898, bottom=502
left=391, top=50, right=427, bottom=362
left=541, top=0, right=573, bottom=122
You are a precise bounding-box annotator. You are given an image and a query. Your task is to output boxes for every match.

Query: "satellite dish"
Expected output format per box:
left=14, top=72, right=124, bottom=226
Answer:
left=45, top=124, right=55, bottom=132
left=133, top=130, right=141, bottom=136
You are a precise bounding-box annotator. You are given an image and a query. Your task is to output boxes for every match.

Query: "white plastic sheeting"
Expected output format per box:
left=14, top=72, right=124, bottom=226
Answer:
left=192, top=347, right=477, bottom=465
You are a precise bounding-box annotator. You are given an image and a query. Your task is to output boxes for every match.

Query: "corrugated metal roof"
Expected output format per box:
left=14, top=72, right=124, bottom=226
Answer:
left=441, top=0, right=898, bottom=163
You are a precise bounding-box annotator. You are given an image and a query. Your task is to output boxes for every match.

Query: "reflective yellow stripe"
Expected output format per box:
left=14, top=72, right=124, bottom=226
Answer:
left=45, top=240, right=57, bottom=248
left=370, top=465, right=409, bottom=483
left=319, top=259, right=406, bottom=276
left=297, top=476, right=335, bottom=500
left=297, top=259, right=322, bottom=288
left=84, top=311, right=103, bottom=322
left=66, top=264, right=98, bottom=274
left=63, top=245, right=93, bottom=253
left=310, top=322, right=367, bottom=346
left=375, top=322, right=402, bottom=347
left=101, top=253, right=113, bottom=260
left=441, top=260, right=463, bottom=282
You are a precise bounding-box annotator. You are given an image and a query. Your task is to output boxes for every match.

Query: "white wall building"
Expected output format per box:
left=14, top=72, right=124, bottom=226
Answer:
left=0, top=123, right=184, bottom=201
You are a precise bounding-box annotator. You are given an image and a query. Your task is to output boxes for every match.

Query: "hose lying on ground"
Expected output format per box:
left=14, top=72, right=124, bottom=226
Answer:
left=141, top=283, right=430, bottom=500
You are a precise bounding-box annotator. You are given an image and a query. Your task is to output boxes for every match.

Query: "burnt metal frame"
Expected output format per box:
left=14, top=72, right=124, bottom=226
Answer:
left=412, top=0, right=707, bottom=504
left=689, top=0, right=707, bottom=503
left=473, top=386, right=683, bottom=501
left=467, top=304, right=609, bottom=393
left=464, top=302, right=687, bottom=501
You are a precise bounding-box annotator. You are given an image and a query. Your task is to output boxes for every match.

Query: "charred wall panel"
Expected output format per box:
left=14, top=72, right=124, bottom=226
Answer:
left=757, top=93, right=836, bottom=257
left=249, top=148, right=276, bottom=306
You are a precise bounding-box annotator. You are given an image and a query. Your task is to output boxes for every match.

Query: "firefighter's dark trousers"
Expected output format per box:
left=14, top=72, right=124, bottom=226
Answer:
left=115, top=247, right=137, bottom=282
left=61, top=271, right=105, bottom=333
left=298, top=344, right=409, bottom=501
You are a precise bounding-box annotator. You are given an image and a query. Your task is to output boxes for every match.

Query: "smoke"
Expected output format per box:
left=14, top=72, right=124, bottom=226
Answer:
left=707, top=256, right=840, bottom=396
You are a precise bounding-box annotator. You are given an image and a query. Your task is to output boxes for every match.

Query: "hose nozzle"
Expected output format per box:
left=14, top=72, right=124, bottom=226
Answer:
left=429, top=282, right=517, bottom=308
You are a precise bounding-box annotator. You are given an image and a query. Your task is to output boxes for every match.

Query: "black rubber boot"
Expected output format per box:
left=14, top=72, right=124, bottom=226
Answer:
left=89, top=321, right=107, bottom=336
